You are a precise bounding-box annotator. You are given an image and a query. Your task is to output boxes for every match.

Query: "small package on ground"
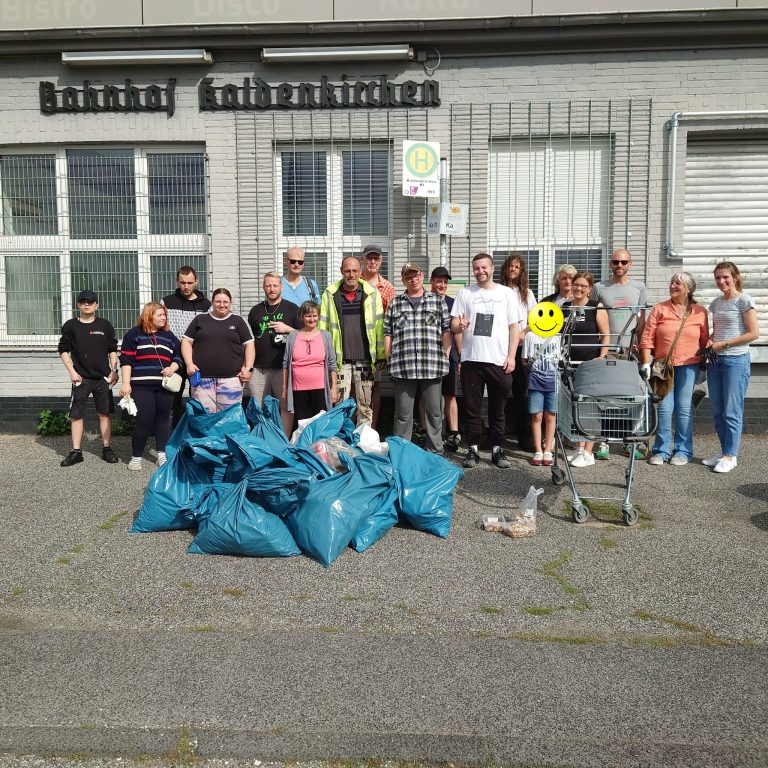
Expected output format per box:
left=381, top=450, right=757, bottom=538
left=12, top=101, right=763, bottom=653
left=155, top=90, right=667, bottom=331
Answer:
left=482, top=486, right=543, bottom=538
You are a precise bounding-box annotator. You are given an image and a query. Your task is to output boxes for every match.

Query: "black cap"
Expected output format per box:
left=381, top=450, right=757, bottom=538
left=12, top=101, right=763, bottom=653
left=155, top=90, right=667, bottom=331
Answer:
left=430, top=266, right=452, bottom=280
left=77, top=289, right=98, bottom=303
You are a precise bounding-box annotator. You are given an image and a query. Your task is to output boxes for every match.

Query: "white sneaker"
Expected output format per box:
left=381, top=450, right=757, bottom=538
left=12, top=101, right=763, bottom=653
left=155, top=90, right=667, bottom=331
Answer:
left=669, top=455, right=689, bottom=466
left=571, top=451, right=595, bottom=468
left=648, top=453, right=665, bottom=466
left=702, top=454, right=722, bottom=467
left=713, top=456, right=737, bottom=473
left=157, top=452, right=167, bottom=467
left=127, top=456, right=142, bottom=471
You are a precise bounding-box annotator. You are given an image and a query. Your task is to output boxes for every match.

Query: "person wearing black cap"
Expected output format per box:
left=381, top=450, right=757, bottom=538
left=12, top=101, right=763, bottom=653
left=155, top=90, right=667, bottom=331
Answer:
left=430, top=266, right=462, bottom=451
left=57, top=290, right=120, bottom=467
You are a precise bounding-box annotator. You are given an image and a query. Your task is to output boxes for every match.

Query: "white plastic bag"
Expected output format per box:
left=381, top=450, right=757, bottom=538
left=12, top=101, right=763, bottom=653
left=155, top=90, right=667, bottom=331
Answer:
left=483, top=486, right=543, bottom=538
left=353, top=423, right=388, bottom=456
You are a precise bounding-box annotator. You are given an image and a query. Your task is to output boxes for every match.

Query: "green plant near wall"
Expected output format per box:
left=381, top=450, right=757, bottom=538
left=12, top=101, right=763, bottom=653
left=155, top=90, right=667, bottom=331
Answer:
left=37, top=409, right=71, bottom=436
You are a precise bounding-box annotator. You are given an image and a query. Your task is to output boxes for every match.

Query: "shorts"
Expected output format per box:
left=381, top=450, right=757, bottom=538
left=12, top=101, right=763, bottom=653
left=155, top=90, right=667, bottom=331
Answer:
left=528, top=389, right=556, bottom=415
left=69, top=377, right=114, bottom=419
left=441, top=361, right=459, bottom=397
left=248, top=367, right=284, bottom=402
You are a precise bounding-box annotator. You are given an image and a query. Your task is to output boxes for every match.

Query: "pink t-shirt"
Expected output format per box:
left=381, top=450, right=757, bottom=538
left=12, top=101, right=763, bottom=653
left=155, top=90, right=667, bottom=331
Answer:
left=291, top=333, right=326, bottom=391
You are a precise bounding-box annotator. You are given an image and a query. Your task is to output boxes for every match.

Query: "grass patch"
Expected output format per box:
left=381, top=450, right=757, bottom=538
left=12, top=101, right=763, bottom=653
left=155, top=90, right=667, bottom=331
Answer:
left=222, top=588, right=246, bottom=598
left=539, top=551, right=580, bottom=596
left=192, top=625, right=216, bottom=633
left=524, top=606, right=558, bottom=617
left=479, top=605, right=504, bottom=615
left=98, top=510, right=131, bottom=530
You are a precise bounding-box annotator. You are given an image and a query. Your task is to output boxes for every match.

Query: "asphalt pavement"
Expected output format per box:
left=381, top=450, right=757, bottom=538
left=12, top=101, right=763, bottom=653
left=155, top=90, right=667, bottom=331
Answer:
left=1, top=431, right=767, bottom=767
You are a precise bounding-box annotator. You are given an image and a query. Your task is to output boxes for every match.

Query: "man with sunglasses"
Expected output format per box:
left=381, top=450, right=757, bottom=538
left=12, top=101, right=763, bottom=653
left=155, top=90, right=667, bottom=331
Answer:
left=593, top=248, right=648, bottom=460
left=281, top=247, right=321, bottom=307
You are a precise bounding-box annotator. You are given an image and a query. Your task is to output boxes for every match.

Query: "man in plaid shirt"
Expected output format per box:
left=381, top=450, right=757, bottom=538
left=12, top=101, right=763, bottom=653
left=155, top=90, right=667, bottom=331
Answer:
left=384, top=263, right=452, bottom=453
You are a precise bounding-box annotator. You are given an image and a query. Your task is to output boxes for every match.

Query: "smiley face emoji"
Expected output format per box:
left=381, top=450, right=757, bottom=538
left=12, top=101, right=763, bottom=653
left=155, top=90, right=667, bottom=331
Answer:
left=528, top=301, right=564, bottom=338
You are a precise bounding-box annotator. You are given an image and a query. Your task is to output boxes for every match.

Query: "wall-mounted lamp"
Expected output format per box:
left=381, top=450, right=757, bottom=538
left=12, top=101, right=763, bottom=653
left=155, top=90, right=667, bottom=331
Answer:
left=61, top=49, right=213, bottom=66
left=261, top=45, right=413, bottom=63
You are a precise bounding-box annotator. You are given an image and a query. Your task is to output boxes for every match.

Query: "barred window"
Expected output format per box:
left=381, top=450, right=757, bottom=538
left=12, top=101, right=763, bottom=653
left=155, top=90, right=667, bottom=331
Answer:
left=0, top=147, right=209, bottom=343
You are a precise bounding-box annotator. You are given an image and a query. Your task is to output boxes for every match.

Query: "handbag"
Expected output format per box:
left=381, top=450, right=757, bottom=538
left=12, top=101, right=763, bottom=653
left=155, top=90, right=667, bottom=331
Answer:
left=649, top=306, right=690, bottom=398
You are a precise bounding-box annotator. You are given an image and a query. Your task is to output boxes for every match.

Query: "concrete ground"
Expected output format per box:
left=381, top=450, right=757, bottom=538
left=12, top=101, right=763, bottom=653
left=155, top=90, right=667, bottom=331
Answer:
left=1, top=431, right=767, bottom=768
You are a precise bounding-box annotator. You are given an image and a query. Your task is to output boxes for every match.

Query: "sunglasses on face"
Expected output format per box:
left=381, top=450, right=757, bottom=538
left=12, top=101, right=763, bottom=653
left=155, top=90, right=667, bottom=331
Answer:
left=611, top=260, right=630, bottom=266
left=289, top=259, right=304, bottom=265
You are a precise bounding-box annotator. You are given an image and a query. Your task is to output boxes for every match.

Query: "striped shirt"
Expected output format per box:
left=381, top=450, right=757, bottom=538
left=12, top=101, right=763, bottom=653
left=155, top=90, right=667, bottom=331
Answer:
left=709, top=294, right=756, bottom=356
left=119, top=327, right=182, bottom=388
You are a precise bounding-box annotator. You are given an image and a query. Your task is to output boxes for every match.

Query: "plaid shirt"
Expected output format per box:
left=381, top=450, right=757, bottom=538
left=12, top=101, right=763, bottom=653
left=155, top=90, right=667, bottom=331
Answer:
left=384, top=291, right=451, bottom=379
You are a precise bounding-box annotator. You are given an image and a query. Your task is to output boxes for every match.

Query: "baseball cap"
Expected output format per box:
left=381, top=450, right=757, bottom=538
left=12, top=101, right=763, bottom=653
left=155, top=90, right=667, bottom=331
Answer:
left=430, top=266, right=452, bottom=280
left=77, top=289, right=98, bottom=303
left=361, top=243, right=383, bottom=258
left=401, top=263, right=421, bottom=278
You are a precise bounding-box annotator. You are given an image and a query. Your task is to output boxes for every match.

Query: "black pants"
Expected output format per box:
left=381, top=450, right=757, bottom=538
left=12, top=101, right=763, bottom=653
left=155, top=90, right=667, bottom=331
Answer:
left=460, top=361, right=513, bottom=447
left=292, top=388, right=326, bottom=423
left=132, top=387, right=174, bottom=458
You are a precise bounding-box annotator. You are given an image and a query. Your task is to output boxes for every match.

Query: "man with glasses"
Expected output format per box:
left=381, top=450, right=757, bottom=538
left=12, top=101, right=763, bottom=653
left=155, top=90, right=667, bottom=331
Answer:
left=593, top=247, right=648, bottom=460
left=57, top=290, right=120, bottom=467
left=281, top=247, right=321, bottom=307
left=384, top=264, right=451, bottom=453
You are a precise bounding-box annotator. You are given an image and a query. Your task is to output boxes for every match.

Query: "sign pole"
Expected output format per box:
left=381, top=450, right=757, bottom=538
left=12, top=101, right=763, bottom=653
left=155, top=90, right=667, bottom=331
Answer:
left=439, top=157, right=448, bottom=267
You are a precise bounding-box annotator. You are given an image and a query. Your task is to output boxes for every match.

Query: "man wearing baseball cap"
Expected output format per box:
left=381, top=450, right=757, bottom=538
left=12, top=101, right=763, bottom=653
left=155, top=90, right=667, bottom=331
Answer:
left=57, top=290, right=120, bottom=467
left=383, top=263, right=451, bottom=453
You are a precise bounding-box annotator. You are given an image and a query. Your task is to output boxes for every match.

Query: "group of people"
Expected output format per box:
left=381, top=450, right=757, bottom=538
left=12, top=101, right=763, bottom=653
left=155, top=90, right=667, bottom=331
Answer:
left=57, top=247, right=759, bottom=477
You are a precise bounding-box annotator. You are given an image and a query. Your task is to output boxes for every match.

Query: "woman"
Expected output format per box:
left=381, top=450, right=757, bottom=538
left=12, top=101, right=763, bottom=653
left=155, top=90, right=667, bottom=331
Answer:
left=703, top=261, right=759, bottom=473
left=282, top=301, right=338, bottom=427
left=543, top=264, right=576, bottom=306
left=639, top=272, right=709, bottom=467
left=500, top=253, right=538, bottom=451
left=119, top=302, right=183, bottom=470
left=563, top=271, right=610, bottom=468
left=181, top=288, right=255, bottom=414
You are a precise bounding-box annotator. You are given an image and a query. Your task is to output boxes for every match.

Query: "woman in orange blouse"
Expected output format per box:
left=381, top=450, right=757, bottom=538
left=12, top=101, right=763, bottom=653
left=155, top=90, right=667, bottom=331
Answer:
left=639, top=272, right=709, bottom=466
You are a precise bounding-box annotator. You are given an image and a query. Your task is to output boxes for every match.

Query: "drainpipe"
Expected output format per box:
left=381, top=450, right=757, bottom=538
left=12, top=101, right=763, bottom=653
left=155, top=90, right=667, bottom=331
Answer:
left=665, top=108, right=768, bottom=259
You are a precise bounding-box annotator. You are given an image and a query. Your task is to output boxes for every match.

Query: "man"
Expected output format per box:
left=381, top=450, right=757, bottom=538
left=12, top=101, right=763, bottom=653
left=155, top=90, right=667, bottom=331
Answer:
left=161, top=266, right=211, bottom=427
left=592, top=247, right=648, bottom=460
left=318, top=256, right=385, bottom=426
left=384, top=264, right=451, bottom=453
left=360, top=243, right=395, bottom=429
left=450, top=253, right=522, bottom=469
left=281, top=247, right=321, bottom=307
left=57, top=290, right=120, bottom=467
left=247, top=272, right=301, bottom=435
left=430, top=266, right=462, bottom=451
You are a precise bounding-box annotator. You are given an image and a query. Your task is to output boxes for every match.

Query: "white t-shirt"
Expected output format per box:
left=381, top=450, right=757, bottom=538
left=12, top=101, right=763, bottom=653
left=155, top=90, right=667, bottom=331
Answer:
left=451, top=283, right=523, bottom=366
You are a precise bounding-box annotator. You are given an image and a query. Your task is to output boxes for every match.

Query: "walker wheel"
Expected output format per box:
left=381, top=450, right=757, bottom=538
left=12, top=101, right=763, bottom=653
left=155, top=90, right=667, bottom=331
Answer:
left=551, top=467, right=567, bottom=486
left=623, top=507, right=639, bottom=526
left=572, top=502, right=590, bottom=524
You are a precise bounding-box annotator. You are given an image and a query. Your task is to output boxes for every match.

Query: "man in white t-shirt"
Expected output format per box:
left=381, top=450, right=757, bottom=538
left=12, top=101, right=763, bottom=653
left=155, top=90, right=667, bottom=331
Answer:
left=450, top=253, right=522, bottom=469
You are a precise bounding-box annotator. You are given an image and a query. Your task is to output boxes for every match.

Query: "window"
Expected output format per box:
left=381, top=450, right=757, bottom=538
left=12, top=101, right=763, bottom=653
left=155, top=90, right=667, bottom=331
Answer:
left=276, top=145, right=392, bottom=286
left=488, top=138, right=610, bottom=298
left=0, top=148, right=208, bottom=343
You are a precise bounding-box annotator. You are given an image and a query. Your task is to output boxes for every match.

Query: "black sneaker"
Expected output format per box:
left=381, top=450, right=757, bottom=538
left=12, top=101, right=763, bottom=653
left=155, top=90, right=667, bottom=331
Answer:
left=491, top=449, right=511, bottom=469
left=60, top=450, right=83, bottom=467
left=462, top=448, right=480, bottom=468
left=444, top=433, right=461, bottom=452
left=101, top=446, right=118, bottom=464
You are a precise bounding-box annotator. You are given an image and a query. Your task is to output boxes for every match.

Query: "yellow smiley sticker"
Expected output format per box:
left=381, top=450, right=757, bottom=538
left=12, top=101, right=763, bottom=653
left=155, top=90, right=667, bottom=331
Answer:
left=528, top=301, right=564, bottom=338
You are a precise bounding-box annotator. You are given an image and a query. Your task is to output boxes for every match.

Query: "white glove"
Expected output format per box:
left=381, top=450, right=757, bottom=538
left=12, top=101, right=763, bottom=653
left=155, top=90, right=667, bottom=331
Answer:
left=118, top=396, right=137, bottom=416
left=640, top=363, right=651, bottom=380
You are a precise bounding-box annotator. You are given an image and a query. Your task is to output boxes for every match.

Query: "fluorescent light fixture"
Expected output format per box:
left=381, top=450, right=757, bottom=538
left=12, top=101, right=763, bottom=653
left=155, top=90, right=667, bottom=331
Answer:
left=261, top=45, right=413, bottom=63
left=62, top=49, right=213, bottom=66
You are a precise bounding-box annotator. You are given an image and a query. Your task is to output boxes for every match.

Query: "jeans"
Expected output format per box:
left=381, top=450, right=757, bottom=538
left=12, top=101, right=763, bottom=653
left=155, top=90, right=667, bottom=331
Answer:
left=652, top=363, right=697, bottom=460
left=707, top=353, right=750, bottom=457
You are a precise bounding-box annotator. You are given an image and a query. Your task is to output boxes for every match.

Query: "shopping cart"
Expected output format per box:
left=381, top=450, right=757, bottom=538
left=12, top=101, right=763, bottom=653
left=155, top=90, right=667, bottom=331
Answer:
left=551, top=306, right=658, bottom=526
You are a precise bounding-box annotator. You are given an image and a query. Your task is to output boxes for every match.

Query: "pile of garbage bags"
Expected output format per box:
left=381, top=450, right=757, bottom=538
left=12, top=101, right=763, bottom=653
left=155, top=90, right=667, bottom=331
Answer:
left=131, top=397, right=464, bottom=566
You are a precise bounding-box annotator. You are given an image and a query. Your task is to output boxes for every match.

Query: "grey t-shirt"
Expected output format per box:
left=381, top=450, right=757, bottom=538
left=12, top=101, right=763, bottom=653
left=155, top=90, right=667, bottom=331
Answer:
left=593, top=278, right=647, bottom=341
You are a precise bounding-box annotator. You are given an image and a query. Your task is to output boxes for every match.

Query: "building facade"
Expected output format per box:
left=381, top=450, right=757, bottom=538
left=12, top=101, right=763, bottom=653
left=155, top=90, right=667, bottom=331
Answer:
left=1, top=2, right=767, bottom=430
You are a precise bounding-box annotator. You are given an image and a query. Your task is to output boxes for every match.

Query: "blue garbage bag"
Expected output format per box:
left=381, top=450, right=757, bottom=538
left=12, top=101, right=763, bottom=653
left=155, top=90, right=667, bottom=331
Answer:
left=286, top=455, right=391, bottom=566
left=294, top=399, right=358, bottom=449
left=188, top=479, right=300, bottom=558
left=132, top=447, right=213, bottom=532
left=349, top=453, right=399, bottom=553
left=385, top=437, right=463, bottom=538
left=246, top=396, right=290, bottom=451
left=166, top=400, right=249, bottom=460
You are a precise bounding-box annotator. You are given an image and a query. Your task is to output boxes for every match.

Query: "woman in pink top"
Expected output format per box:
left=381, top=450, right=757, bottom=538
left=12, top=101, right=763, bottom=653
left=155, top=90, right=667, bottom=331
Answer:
left=639, top=272, right=709, bottom=466
left=282, top=301, right=338, bottom=427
